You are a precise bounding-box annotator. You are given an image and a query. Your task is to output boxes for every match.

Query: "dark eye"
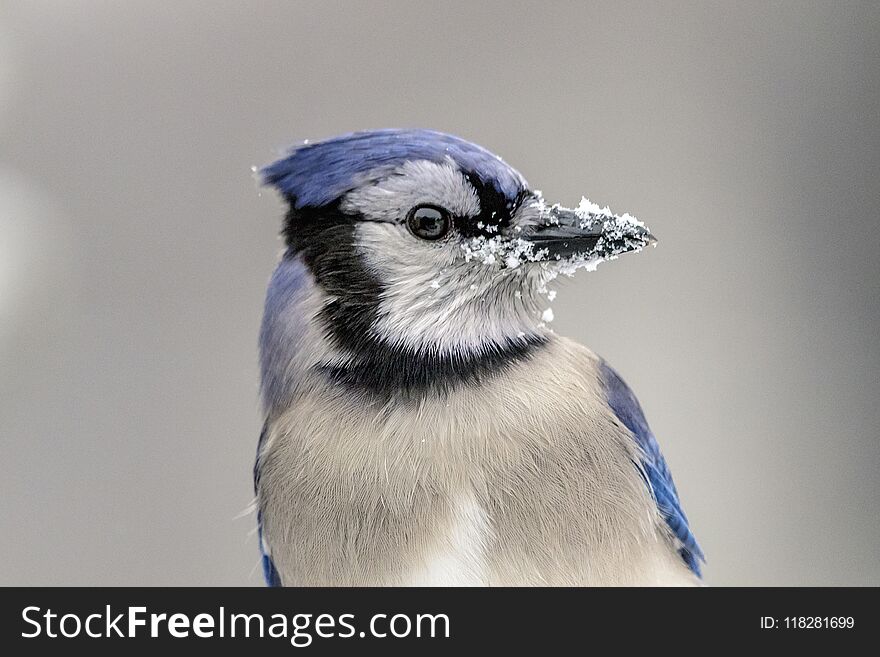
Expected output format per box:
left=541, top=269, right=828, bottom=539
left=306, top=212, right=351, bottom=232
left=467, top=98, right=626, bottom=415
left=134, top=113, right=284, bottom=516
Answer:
left=406, top=205, right=451, bottom=240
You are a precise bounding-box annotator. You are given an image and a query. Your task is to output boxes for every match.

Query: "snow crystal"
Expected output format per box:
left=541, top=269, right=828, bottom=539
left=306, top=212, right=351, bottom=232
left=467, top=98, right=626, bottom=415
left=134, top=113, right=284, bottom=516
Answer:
left=541, top=308, right=554, bottom=323
left=460, top=235, right=549, bottom=268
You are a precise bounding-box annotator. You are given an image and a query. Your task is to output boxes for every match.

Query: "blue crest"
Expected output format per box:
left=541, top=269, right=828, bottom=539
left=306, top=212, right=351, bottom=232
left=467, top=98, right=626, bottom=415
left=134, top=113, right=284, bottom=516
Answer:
left=260, top=129, right=527, bottom=209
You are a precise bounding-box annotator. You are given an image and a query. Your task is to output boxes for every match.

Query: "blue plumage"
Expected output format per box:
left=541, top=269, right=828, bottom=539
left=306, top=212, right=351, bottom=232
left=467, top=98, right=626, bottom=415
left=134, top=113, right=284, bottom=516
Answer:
left=258, top=517, right=282, bottom=587
left=260, top=128, right=526, bottom=209
left=259, top=257, right=310, bottom=410
left=254, top=424, right=282, bottom=586
left=599, top=361, right=704, bottom=576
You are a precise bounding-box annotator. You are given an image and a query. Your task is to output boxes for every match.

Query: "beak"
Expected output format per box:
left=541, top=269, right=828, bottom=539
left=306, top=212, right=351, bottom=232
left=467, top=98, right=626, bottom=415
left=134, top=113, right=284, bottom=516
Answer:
left=518, top=197, right=656, bottom=263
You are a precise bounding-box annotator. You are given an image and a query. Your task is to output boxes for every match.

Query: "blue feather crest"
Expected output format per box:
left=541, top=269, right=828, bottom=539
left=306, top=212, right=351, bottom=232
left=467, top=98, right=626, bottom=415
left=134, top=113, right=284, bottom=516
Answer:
left=260, top=129, right=526, bottom=209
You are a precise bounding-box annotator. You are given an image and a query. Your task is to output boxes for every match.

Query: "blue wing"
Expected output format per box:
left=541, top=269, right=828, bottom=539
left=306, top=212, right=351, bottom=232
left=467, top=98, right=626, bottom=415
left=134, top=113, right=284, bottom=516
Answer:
left=254, top=423, right=282, bottom=586
left=599, top=361, right=704, bottom=576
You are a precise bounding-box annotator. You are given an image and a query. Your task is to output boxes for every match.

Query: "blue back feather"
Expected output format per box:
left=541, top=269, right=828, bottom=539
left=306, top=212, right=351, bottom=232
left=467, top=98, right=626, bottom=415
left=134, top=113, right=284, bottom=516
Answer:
left=254, top=424, right=282, bottom=586
left=599, top=361, right=704, bottom=576
left=260, top=128, right=526, bottom=208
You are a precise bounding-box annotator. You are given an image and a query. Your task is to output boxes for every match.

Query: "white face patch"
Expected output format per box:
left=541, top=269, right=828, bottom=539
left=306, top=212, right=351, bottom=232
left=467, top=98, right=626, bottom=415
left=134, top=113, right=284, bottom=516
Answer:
left=336, top=159, right=545, bottom=354
left=354, top=222, right=547, bottom=354
left=340, top=159, right=481, bottom=223
left=332, top=160, right=562, bottom=354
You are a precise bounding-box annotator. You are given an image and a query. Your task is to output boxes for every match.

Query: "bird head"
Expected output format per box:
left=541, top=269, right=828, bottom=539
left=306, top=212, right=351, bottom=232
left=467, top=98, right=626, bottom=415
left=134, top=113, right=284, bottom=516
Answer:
left=260, top=129, right=654, bottom=363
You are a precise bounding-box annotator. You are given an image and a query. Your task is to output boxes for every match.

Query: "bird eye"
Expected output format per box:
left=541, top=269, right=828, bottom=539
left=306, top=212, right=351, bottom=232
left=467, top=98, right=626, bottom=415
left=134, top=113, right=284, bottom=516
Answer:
left=406, top=205, right=451, bottom=241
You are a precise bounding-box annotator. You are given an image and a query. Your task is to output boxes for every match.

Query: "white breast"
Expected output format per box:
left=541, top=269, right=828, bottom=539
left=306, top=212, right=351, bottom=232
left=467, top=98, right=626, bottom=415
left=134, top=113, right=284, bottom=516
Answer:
left=406, top=491, right=491, bottom=586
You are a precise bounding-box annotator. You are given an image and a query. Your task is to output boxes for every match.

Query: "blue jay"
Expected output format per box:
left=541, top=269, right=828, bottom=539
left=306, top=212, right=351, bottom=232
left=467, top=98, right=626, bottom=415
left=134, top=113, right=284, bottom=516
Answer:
left=254, top=129, right=703, bottom=586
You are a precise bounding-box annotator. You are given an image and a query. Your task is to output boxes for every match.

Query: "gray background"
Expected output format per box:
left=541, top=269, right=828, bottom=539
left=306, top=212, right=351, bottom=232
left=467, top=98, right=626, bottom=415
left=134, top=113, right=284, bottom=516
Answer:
left=1, top=1, right=877, bottom=586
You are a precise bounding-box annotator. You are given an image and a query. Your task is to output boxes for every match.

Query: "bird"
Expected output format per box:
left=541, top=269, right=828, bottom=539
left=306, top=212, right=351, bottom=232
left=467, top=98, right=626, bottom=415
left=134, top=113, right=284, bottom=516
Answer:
left=254, top=129, right=703, bottom=586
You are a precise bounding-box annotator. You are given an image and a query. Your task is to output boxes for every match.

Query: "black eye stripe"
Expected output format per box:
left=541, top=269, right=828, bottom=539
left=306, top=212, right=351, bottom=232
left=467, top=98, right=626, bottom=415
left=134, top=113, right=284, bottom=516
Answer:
left=461, top=172, right=525, bottom=238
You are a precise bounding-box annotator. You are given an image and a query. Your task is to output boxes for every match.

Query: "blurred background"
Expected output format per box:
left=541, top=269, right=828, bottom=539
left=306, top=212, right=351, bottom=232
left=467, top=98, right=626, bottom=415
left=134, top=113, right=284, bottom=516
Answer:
left=1, top=1, right=878, bottom=586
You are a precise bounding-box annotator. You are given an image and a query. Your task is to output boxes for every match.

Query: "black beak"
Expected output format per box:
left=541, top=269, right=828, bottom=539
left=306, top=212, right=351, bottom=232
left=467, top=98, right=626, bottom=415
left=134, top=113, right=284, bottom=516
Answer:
left=519, top=198, right=656, bottom=262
